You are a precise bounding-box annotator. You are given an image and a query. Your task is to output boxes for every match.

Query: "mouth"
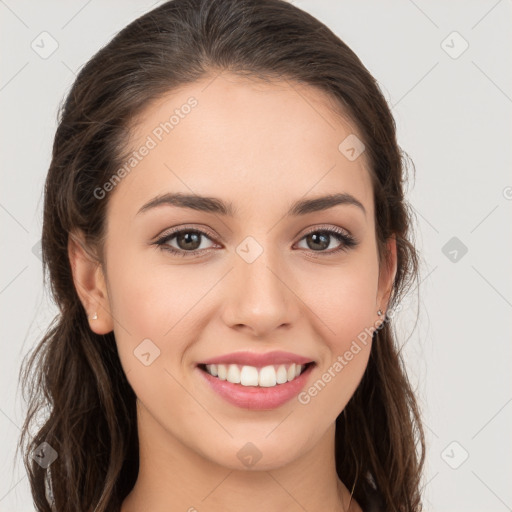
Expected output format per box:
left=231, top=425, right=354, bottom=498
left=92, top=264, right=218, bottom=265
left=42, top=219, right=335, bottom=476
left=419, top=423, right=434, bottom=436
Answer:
left=197, top=361, right=316, bottom=388
left=196, top=360, right=316, bottom=410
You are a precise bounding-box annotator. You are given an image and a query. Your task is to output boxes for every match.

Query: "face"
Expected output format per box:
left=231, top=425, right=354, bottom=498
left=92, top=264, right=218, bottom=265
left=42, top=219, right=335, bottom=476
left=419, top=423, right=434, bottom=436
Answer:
left=72, top=73, right=396, bottom=472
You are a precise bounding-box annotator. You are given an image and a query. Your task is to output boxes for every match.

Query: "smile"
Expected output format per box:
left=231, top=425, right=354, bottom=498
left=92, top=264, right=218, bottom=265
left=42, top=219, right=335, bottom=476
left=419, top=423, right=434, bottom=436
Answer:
left=196, top=362, right=316, bottom=410
left=199, top=362, right=312, bottom=388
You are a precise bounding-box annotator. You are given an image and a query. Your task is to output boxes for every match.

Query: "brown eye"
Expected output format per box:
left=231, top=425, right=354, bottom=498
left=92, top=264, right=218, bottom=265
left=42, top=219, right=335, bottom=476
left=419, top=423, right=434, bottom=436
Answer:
left=155, top=228, right=217, bottom=257
left=154, top=225, right=357, bottom=258
left=175, top=231, right=202, bottom=251
left=296, top=227, right=357, bottom=255
left=304, top=232, right=331, bottom=251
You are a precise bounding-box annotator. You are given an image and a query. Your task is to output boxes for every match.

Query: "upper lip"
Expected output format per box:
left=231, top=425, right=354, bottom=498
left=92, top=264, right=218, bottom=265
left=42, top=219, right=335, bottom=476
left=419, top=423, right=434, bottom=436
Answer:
left=198, top=350, right=315, bottom=367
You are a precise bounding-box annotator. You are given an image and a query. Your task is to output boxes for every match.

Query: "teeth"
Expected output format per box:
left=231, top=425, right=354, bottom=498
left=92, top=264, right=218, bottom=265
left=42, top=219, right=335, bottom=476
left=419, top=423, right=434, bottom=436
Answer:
left=287, top=363, right=296, bottom=381
left=259, top=366, right=276, bottom=387
left=241, top=365, right=259, bottom=386
left=227, top=364, right=241, bottom=383
left=204, top=362, right=308, bottom=387
left=276, top=364, right=288, bottom=384
left=217, top=364, right=227, bottom=380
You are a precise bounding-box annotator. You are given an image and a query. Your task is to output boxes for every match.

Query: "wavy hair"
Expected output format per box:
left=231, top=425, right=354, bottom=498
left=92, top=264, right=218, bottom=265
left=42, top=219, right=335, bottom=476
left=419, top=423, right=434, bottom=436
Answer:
left=18, top=0, right=426, bottom=510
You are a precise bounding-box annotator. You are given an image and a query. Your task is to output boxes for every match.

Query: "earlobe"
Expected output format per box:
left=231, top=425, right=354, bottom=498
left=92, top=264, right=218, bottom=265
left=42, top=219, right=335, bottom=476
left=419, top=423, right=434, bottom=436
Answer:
left=67, top=230, right=114, bottom=335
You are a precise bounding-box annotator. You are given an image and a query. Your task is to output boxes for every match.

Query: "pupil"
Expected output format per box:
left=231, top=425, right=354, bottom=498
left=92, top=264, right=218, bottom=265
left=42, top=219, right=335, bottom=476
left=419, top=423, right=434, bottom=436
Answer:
left=179, top=232, right=201, bottom=250
left=308, top=232, right=329, bottom=251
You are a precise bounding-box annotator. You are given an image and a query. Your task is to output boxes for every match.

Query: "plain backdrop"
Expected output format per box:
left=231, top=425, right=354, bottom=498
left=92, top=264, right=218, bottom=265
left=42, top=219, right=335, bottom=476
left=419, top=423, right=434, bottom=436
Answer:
left=1, top=1, right=511, bottom=511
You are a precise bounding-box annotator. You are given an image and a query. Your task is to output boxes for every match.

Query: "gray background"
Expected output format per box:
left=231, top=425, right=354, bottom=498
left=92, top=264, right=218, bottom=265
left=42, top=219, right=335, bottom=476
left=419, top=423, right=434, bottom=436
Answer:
left=1, top=0, right=511, bottom=510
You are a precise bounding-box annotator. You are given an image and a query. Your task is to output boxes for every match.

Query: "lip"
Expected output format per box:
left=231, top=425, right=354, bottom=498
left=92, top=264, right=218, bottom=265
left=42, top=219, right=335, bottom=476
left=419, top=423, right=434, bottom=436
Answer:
left=198, top=350, right=315, bottom=367
left=196, top=362, right=316, bottom=410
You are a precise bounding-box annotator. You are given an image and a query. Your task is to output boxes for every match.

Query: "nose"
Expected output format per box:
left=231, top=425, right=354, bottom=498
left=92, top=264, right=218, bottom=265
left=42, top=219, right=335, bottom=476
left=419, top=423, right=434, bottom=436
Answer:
left=221, top=247, right=299, bottom=338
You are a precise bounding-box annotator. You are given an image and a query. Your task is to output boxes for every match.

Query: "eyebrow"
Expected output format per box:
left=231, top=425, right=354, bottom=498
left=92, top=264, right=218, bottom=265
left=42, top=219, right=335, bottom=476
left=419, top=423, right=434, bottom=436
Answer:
left=136, top=192, right=366, bottom=218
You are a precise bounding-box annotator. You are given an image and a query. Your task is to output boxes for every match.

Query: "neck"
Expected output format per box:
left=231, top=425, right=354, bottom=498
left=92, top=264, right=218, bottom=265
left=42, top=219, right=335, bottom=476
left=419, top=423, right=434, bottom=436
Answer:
left=121, top=402, right=361, bottom=512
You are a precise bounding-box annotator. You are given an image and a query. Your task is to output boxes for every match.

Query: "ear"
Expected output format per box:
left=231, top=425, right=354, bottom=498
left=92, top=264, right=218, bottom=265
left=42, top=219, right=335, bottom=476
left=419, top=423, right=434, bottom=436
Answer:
left=376, top=234, right=398, bottom=317
left=68, top=229, right=114, bottom=335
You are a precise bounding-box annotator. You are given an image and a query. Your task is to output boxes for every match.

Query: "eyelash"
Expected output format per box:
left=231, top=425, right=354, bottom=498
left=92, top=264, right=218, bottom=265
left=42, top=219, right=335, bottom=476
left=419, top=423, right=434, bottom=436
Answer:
left=154, top=225, right=358, bottom=258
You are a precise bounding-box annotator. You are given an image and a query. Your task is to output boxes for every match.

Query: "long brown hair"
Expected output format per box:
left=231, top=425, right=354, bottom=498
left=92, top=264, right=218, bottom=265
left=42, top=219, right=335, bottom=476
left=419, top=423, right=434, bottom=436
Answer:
left=18, top=0, right=426, bottom=510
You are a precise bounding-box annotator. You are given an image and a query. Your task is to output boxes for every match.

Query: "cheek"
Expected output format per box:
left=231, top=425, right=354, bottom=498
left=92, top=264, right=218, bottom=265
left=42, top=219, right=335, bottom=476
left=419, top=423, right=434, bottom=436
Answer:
left=106, top=249, right=215, bottom=371
left=108, top=240, right=378, bottom=405
left=293, top=258, right=378, bottom=409
left=107, top=242, right=197, bottom=333
left=106, top=263, right=194, bottom=418
left=295, top=297, right=375, bottom=420
left=300, top=256, right=379, bottom=345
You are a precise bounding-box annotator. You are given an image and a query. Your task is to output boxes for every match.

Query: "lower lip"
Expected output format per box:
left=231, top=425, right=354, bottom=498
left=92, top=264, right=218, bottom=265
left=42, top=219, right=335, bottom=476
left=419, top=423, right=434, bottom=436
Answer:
left=196, top=363, right=315, bottom=410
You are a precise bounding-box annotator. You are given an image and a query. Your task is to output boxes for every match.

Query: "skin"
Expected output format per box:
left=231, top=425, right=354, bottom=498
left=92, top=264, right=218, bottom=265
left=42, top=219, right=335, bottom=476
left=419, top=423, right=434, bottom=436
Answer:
left=68, top=72, right=396, bottom=512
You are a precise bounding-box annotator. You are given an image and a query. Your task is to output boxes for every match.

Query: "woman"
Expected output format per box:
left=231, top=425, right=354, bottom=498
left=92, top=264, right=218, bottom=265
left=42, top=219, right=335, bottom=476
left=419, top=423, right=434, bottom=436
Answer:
left=19, top=0, right=426, bottom=510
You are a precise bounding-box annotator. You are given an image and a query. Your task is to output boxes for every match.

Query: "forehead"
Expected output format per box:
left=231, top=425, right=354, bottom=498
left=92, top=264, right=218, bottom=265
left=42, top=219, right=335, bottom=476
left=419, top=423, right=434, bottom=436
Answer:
left=107, top=73, right=374, bottom=221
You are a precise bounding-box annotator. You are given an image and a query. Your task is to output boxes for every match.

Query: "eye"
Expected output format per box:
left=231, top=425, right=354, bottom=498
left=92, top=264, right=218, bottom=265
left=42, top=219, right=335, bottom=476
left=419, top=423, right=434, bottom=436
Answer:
left=295, top=226, right=357, bottom=255
left=154, top=227, right=218, bottom=257
left=153, top=225, right=358, bottom=258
